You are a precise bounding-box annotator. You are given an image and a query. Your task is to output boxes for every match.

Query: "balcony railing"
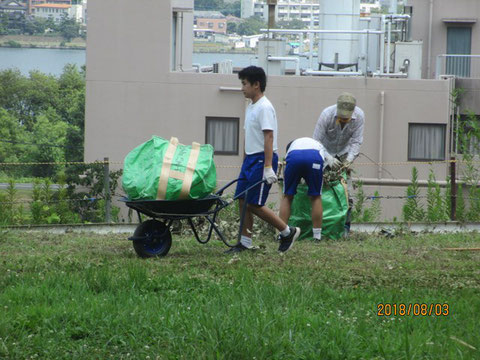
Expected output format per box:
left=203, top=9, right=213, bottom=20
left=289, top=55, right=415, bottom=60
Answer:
left=436, top=54, right=480, bottom=79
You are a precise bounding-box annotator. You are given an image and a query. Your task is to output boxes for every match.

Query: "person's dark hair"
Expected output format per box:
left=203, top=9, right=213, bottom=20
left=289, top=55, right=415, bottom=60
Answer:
left=238, top=66, right=267, bottom=92
left=286, top=140, right=294, bottom=153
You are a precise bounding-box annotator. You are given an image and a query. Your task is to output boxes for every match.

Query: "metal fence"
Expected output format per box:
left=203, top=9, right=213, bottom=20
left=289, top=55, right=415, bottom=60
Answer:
left=436, top=54, right=480, bottom=79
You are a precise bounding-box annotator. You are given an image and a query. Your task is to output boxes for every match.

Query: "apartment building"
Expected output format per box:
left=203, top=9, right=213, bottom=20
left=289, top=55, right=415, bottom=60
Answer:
left=408, top=0, right=480, bottom=80
left=242, top=0, right=320, bottom=26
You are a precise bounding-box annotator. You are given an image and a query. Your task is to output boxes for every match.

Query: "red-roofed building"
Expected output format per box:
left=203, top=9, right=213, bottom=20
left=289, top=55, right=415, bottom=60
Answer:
left=33, top=3, right=70, bottom=21
left=32, top=1, right=85, bottom=23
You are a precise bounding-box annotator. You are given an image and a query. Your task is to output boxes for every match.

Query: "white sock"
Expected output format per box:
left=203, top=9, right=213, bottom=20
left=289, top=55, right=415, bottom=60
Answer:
left=280, top=226, right=290, bottom=237
left=240, top=235, right=252, bottom=248
left=313, top=228, right=322, bottom=240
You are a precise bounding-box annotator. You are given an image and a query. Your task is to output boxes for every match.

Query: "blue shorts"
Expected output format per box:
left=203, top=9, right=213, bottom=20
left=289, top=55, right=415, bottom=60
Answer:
left=284, top=149, right=323, bottom=196
left=235, top=152, right=278, bottom=206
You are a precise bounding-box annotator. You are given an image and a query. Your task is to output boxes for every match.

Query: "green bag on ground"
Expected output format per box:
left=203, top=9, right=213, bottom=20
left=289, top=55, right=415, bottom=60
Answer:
left=288, top=178, right=349, bottom=240
left=122, top=136, right=217, bottom=201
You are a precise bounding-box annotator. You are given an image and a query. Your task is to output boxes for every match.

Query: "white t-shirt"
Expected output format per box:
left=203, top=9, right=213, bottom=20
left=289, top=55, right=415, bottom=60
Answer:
left=244, top=96, right=278, bottom=155
left=287, top=137, right=329, bottom=170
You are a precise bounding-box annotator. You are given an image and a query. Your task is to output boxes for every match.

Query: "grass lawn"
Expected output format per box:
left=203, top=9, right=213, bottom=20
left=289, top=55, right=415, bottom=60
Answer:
left=0, top=230, right=479, bottom=359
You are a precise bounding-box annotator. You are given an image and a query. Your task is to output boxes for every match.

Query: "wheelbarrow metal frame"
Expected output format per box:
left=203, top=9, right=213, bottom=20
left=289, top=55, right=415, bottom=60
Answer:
left=122, top=179, right=265, bottom=255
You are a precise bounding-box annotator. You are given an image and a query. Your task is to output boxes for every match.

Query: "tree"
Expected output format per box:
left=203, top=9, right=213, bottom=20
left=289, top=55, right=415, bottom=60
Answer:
left=57, top=64, right=85, bottom=162
left=0, top=66, right=85, bottom=178
left=44, top=17, right=57, bottom=33
left=0, top=69, right=60, bottom=131
left=277, top=19, right=306, bottom=30
left=0, top=108, right=29, bottom=176
left=23, top=18, right=37, bottom=35
left=6, top=12, right=26, bottom=33
left=194, top=0, right=223, bottom=11
left=0, top=13, right=9, bottom=35
left=29, top=108, right=69, bottom=178
left=23, top=70, right=60, bottom=130
left=23, top=17, right=48, bottom=35
left=237, top=16, right=266, bottom=36
left=58, top=13, right=80, bottom=42
left=227, top=21, right=237, bottom=34
left=221, top=1, right=241, bottom=17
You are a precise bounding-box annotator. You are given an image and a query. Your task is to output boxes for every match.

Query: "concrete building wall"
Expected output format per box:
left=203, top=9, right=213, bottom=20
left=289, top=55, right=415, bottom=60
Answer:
left=409, top=0, right=480, bottom=79
left=86, top=0, right=455, bottom=220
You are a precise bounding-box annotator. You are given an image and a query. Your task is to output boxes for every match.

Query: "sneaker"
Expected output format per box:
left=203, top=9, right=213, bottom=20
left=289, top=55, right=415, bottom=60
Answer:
left=278, top=227, right=300, bottom=253
left=224, top=243, right=250, bottom=254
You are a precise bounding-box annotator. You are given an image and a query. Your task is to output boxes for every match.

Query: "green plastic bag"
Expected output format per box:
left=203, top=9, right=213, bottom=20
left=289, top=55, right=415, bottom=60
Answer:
left=288, top=178, right=348, bottom=240
left=122, top=136, right=217, bottom=200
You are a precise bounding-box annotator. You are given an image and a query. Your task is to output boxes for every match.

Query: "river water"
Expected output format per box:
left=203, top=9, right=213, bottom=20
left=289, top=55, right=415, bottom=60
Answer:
left=0, top=47, right=318, bottom=76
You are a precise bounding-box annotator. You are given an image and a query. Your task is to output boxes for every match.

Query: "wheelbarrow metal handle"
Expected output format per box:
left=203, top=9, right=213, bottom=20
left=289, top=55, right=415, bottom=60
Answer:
left=216, top=178, right=268, bottom=199
left=233, top=179, right=267, bottom=201
left=215, top=178, right=239, bottom=196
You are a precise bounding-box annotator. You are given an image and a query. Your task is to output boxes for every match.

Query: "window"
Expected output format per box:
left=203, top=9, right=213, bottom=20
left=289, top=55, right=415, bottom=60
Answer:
left=218, top=23, right=224, bottom=28
left=408, top=123, right=446, bottom=161
left=206, top=117, right=239, bottom=155
left=446, top=26, right=472, bottom=77
left=208, top=22, right=213, bottom=28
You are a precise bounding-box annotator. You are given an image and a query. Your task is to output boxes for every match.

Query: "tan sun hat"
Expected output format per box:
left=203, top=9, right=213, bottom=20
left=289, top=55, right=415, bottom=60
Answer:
left=337, top=92, right=356, bottom=119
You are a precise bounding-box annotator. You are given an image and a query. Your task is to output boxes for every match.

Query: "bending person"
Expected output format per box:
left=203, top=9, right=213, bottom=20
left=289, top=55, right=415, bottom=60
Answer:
left=279, top=137, right=337, bottom=241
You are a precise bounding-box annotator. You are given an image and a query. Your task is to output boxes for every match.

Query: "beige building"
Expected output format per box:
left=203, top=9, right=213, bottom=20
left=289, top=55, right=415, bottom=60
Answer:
left=242, top=0, right=320, bottom=26
left=86, top=0, right=457, bottom=221
left=408, top=0, right=480, bottom=80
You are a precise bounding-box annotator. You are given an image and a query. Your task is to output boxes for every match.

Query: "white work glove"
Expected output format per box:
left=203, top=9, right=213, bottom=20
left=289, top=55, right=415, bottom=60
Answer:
left=263, top=166, right=278, bottom=184
left=323, top=153, right=341, bottom=170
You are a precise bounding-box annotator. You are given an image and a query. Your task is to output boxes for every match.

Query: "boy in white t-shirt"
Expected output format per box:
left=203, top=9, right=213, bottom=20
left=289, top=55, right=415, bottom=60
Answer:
left=228, top=66, right=300, bottom=253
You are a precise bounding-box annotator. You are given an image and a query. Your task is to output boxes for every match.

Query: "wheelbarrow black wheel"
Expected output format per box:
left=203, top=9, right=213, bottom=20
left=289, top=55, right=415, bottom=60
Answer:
left=131, top=220, right=172, bottom=258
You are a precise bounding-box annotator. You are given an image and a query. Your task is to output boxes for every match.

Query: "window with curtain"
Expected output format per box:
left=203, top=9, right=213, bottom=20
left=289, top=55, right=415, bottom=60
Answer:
left=408, top=123, right=446, bottom=161
left=206, top=117, right=239, bottom=155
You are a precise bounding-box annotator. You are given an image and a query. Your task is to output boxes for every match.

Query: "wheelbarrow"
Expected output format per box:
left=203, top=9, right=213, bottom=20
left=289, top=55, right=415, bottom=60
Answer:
left=122, top=179, right=265, bottom=258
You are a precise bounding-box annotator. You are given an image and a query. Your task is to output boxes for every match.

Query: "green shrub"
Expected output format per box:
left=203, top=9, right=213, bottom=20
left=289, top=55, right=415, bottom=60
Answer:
left=426, top=170, right=448, bottom=222
left=5, top=40, right=21, bottom=48
left=402, top=167, right=425, bottom=221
